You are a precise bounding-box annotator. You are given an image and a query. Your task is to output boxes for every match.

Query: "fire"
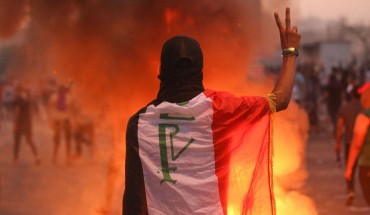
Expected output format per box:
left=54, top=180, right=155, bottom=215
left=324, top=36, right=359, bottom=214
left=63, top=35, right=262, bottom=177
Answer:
left=221, top=83, right=316, bottom=215
left=0, top=0, right=318, bottom=214
left=165, top=8, right=180, bottom=26
left=164, top=7, right=195, bottom=33
left=227, top=165, right=250, bottom=214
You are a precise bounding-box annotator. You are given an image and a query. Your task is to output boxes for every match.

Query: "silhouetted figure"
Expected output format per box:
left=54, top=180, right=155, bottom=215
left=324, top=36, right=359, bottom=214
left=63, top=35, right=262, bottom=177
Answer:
left=325, top=73, right=343, bottom=134
left=48, top=84, right=72, bottom=165
left=304, top=67, right=320, bottom=125
left=13, top=84, right=40, bottom=165
left=335, top=86, right=363, bottom=206
left=2, top=81, right=15, bottom=120
left=346, top=84, right=370, bottom=209
left=72, top=107, right=95, bottom=160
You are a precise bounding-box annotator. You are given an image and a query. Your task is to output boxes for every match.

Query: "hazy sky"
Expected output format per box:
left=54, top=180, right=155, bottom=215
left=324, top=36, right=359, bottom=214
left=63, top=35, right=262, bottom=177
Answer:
left=299, top=0, right=370, bottom=24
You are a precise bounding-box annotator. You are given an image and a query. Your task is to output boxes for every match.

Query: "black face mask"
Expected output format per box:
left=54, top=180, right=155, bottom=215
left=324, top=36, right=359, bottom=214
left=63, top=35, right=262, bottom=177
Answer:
left=156, top=35, right=205, bottom=103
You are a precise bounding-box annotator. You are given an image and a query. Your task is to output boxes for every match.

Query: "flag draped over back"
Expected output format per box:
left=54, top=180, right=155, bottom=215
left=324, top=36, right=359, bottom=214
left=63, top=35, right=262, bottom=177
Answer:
left=123, top=89, right=275, bottom=215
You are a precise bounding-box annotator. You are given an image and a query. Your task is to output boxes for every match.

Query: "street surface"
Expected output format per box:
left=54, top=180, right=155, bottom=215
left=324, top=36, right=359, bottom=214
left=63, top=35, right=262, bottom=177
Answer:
left=304, top=126, right=370, bottom=215
left=0, top=115, right=369, bottom=215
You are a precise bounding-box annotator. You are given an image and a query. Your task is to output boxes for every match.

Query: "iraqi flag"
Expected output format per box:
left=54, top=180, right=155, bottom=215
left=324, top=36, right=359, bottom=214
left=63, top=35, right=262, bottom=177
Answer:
left=123, top=89, right=275, bottom=215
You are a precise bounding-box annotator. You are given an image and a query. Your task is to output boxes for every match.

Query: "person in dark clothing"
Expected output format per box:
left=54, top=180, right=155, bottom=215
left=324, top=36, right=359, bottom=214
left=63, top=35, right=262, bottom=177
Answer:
left=48, top=84, right=72, bottom=165
left=335, top=86, right=363, bottom=206
left=325, top=73, right=343, bottom=134
left=73, top=114, right=95, bottom=159
left=123, top=7, right=301, bottom=215
left=13, top=84, right=41, bottom=165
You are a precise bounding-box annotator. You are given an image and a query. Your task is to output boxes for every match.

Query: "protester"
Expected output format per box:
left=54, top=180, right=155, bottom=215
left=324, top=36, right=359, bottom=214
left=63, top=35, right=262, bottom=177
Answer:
left=123, top=7, right=300, bottom=215
left=345, top=83, right=370, bottom=208
left=2, top=80, right=15, bottom=120
left=13, top=83, right=41, bottom=165
left=48, top=83, right=72, bottom=165
left=335, top=86, right=363, bottom=205
left=70, top=101, right=95, bottom=161
left=325, top=72, right=343, bottom=134
left=304, top=66, right=320, bottom=125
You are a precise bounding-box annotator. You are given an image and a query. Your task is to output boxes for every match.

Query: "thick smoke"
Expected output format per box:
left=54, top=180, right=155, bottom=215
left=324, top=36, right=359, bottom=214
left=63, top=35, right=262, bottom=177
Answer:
left=0, top=0, right=317, bottom=214
left=0, top=0, right=274, bottom=111
left=0, top=0, right=27, bottom=39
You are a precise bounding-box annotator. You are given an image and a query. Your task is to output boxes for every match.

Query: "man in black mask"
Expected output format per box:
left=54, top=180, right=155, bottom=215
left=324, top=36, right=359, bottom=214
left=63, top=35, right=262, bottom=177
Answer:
left=156, top=35, right=204, bottom=103
left=123, top=7, right=300, bottom=215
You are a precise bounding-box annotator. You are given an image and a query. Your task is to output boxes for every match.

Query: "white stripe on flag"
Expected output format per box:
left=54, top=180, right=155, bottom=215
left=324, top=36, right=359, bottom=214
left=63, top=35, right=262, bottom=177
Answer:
left=138, top=93, right=224, bottom=215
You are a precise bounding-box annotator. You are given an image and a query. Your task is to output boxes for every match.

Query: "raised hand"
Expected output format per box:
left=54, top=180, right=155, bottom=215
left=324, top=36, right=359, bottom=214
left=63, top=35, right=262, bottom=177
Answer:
left=274, top=7, right=301, bottom=50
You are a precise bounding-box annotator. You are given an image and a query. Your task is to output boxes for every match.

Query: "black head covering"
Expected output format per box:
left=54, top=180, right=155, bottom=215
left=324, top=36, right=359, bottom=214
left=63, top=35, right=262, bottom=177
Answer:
left=156, top=35, right=204, bottom=103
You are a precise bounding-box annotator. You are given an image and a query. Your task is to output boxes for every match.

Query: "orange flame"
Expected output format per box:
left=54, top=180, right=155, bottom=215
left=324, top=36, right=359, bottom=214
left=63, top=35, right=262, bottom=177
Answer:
left=165, top=7, right=180, bottom=25
left=0, top=1, right=318, bottom=214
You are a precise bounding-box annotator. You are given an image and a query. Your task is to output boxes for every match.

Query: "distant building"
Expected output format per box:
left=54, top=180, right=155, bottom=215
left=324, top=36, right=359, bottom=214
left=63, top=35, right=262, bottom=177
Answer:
left=301, top=40, right=353, bottom=84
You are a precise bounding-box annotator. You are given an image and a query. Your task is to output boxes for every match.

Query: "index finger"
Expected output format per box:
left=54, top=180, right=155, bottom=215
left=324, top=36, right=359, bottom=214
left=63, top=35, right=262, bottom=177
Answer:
left=285, top=7, right=291, bottom=30
left=274, top=12, right=283, bottom=30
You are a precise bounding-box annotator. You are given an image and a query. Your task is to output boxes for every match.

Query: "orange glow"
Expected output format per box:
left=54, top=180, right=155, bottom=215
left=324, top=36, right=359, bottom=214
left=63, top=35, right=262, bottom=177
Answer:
left=0, top=1, right=318, bottom=214
left=165, top=8, right=180, bottom=25
left=164, top=7, right=180, bottom=33
left=164, top=7, right=195, bottom=33
left=227, top=165, right=250, bottom=214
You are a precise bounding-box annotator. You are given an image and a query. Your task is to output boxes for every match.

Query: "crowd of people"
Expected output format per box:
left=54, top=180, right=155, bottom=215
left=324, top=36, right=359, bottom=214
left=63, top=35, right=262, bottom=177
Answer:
left=292, top=59, right=370, bottom=209
left=292, top=60, right=369, bottom=128
left=266, top=56, right=370, bottom=209
left=0, top=76, right=96, bottom=166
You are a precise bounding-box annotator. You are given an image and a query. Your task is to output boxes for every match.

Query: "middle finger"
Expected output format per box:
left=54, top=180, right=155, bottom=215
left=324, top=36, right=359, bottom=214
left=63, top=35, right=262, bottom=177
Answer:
left=285, top=7, right=291, bottom=30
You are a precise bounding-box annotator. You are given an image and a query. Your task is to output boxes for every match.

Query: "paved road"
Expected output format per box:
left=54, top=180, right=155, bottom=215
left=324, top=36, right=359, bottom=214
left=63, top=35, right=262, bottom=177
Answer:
left=304, top=127, right=370, bottom=215
left=0, top=118, right=123, bottom=215
left=1, top=116, right=370, bottom=215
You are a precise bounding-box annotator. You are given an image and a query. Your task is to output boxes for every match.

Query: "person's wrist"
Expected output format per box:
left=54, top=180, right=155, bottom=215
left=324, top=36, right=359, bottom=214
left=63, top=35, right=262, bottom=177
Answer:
left=282, top=47, right=299, bottom=57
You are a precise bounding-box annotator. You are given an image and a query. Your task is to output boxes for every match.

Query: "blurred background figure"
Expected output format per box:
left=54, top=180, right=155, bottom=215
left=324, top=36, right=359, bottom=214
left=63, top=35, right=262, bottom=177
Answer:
left=344, top=74, right=360, bottom=102
left=48, top=83, right=72, bottom=165
left=324, top=72, right=344, bottom=135
left=303, top=66, right=320, bottom=126
left=12, top=82, right=41, bottom=165
left=70, top=99, right=96, bottom=162
left=2, top=80, right=15, bottom=121
left=335, top=85, right=363, bottom=206
left=345, top=83, right=370, bottom=210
